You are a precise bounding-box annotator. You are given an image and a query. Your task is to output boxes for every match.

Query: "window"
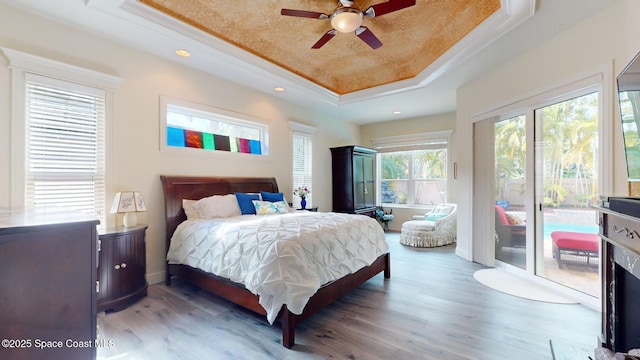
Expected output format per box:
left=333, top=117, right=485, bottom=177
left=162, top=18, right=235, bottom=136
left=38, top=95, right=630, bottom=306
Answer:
left=4, top=47, right=120, bottom=229
left=290, top=121, right=316, bottom=209
left=373, top=131, right=452, bottom=206
left=619, top=90, right=640, bottom=179
left=161, top=96, right=269, bottom=155
left=24, top=74, right=107, bottom=224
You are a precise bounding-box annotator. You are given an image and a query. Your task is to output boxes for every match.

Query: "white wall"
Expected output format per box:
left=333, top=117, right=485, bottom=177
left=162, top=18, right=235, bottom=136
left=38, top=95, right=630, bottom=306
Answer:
left=455, top=0, right=640, bottom=262
left=0, top=4, right=361, bottom=284
left=360, top=112, right=456, bottom=231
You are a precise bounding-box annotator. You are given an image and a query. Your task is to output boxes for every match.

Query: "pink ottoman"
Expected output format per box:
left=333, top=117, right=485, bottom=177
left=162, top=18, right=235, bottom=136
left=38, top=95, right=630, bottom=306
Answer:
left=550, top=231, right=600, bottom=268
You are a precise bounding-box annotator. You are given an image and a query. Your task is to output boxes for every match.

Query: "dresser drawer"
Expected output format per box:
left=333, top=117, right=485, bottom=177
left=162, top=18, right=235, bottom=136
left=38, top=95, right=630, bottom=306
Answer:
left=606, top=214, right=640, bottom=255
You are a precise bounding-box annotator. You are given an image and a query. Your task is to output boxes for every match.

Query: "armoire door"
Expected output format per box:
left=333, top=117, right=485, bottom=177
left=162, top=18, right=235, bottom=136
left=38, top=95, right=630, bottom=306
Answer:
left=362, top=154, right=375, bottom=208
left=354, top=154, right=366, bottom=209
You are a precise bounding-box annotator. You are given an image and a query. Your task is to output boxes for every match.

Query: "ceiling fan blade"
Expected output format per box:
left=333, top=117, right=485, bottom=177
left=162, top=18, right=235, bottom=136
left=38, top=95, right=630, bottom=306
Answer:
left=355, top=27, right=382, bottom=49
left=281, top=9, right=329, bottom=19
left=365, top=0, right=416, bottom=18
left=312, top=30, right=338, bottom=49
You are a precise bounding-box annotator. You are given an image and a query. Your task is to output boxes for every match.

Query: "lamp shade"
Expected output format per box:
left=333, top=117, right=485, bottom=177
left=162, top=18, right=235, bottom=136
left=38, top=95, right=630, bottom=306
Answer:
left=110, top=191, right=146, bottom=227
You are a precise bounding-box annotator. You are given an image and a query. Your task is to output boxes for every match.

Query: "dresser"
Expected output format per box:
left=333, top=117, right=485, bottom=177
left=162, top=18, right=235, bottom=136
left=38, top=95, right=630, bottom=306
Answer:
left=0, top=207, right=99, bottom=360
left=331, top=145, right=377, bottom=217
left=97, top=224, right=147, bottom=312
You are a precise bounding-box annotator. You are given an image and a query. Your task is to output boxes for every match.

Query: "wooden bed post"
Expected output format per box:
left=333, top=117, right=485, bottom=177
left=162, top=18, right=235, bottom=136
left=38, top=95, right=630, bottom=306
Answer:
left=165, top=263, right=172, bottom=286
left=384, top=252, right=391, bottom=279
left=281, top=307, right=296, bottom=349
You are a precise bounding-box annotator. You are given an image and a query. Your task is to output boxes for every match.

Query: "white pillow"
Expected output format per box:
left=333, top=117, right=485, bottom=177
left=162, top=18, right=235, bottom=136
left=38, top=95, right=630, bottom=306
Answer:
left=194, top=194, right=242, bottom=218
left=431, top=204, right=453, bottom=215
left=252, top=200, right=289, bottom=215
left=182, top=199, right=201, bottom=220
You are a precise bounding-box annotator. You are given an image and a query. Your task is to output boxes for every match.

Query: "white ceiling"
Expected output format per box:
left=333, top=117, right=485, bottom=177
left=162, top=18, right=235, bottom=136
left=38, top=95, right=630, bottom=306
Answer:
left=1, top=0, right=619, bottom=124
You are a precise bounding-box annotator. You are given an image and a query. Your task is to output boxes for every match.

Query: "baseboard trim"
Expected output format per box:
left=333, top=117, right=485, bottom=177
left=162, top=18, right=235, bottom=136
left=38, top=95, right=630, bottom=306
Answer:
left=455, top=246, right=470, bottom=261
left=146, top=270, right=166, bottom=285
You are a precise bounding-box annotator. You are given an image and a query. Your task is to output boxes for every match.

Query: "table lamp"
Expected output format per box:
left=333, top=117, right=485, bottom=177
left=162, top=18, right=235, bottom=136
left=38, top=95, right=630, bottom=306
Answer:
left=110, top=191, right=147, bottom=227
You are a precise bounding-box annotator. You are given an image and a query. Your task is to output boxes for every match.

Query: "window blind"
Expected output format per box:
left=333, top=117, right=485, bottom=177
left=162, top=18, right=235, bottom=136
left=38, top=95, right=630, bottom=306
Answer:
left=292, top=132, right=312, bottom=208
left=371, top=131, right=452, bottom=153
left=25, top=75, right=106, bottom=226
left=374, top=138, right=448, bottom=153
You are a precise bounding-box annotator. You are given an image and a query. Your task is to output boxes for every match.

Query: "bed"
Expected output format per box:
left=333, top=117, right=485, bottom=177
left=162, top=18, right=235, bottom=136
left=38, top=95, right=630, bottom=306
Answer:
left=160, top=175, right=391, bottom=348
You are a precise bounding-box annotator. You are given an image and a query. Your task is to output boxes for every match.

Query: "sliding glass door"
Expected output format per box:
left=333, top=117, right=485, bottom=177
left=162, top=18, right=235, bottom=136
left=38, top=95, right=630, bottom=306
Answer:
left=494, top=115, right=527, bottom=269
left=491, top=89, right=601, bottom=300
left=533, top=92, right=600, bottom=298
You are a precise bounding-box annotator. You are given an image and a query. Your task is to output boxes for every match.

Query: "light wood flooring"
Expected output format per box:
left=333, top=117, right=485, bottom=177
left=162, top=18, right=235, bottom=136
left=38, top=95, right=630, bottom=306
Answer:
left=97, top=232, right=600, bottom=360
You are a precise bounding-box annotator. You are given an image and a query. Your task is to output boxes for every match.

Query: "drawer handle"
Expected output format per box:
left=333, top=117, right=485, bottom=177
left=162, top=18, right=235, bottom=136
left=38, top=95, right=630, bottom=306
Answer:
left=114, top=264, right=120, bottom=270
left=121, top=263, right=127, bottom=269
left=612, top=225, right=640, bottom=239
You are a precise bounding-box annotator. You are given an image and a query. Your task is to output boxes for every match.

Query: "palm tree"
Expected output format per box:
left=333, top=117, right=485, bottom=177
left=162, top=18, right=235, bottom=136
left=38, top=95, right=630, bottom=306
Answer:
left=414, top=149, right=447, bottom=202
left=495, top=116, right=526, bottom=203
left=539, top=93, right=598, bottom=207
left=620, top=90, right=640, bottom=179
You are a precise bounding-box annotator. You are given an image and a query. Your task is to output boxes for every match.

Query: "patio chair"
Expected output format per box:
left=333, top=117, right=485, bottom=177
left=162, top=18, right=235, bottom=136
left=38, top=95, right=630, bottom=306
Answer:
left=551, top=230, right=599, bottom=268
left=495, top=205, right=526, bottom=251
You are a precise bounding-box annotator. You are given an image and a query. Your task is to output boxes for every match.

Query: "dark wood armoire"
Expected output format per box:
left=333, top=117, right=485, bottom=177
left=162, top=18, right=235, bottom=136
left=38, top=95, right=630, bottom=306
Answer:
left=330, top=145, right=377, bottom=217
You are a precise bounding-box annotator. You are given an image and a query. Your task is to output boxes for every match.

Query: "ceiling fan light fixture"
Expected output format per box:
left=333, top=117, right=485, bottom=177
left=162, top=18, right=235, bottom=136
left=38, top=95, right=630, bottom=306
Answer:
left=331, top=7, right=363, bottom=33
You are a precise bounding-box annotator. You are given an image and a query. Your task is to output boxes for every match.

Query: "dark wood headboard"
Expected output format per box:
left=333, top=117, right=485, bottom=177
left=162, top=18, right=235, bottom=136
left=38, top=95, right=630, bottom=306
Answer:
left=160, top=175, right=279, bottom=254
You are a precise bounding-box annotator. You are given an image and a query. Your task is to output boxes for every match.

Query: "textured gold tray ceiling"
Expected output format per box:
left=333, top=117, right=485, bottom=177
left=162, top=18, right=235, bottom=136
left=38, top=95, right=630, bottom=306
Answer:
left=141, top=0, right=501, bottom=94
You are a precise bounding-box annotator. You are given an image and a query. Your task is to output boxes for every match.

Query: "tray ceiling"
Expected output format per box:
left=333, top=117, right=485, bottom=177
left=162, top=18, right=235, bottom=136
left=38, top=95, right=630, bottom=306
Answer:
left=139, top=0, right=501, bottom=95
left=14, top=0, right=615, bottom=123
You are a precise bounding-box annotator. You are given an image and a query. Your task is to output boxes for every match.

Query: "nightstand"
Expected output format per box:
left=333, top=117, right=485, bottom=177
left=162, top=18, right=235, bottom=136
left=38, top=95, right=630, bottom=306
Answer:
left=97, top=224, right=147, bottom=312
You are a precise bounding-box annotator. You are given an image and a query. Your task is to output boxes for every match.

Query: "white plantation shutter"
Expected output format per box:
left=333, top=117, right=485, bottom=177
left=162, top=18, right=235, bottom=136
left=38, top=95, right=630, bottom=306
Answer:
left=25, top=74, right=106, bottom=226
left=292, top=131, right=313, bottom=209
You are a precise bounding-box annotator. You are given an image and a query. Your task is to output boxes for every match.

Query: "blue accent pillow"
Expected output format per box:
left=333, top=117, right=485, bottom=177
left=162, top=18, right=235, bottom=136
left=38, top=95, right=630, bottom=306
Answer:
left=260, top=191, right=284, bottom=202
left=235, top=192, right=260, bottom=215
left=426, top=213, right=447, bottom=221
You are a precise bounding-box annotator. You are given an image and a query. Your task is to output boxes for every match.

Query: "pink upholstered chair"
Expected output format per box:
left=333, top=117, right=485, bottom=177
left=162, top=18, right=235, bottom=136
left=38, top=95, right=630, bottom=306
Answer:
left=495, top=205, right=526, bottom=251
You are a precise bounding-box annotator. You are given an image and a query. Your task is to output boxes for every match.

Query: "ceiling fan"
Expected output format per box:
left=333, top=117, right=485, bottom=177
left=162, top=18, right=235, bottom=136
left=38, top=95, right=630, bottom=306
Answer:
left=281, top=0, right=416, bottom=50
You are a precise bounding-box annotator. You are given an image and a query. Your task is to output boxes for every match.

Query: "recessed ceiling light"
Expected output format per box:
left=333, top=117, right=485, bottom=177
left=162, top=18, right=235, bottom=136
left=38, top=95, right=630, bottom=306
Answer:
left=175, top=49, right=191, bottom=57
left=393, top=111, right=402, bottom=115
left=273, top=87, right=285, bottom=92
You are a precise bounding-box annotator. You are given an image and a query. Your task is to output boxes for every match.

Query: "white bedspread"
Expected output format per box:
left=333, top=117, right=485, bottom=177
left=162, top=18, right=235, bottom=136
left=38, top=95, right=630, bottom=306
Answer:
left=166, top=211, right=388, bottom=324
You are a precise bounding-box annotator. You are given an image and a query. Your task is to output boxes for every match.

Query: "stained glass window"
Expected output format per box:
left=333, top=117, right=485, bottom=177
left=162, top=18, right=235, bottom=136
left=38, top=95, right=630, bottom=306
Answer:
left=161, top=96, right=269, bottom=155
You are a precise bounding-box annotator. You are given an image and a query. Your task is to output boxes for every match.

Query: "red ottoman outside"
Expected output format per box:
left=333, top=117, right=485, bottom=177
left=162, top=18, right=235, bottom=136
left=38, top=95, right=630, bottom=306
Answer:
left=551, top=231, right=600, bottom=268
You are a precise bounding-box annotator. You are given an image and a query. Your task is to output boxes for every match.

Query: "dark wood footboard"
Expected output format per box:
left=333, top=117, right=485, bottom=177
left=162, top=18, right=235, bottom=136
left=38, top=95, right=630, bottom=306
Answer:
left=280, top=252, right=389, bottom=348
left=168, top=252, right=389, bottom=348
